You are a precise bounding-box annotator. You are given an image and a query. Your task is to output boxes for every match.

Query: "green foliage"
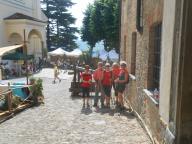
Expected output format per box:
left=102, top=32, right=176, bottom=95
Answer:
left=41, top=0, right=78, bottom=51
left=81, top=4, right=97, bottom=50
left=32, top=78, right=43, bottom=97
left=81, top=0, right=120, bottom=53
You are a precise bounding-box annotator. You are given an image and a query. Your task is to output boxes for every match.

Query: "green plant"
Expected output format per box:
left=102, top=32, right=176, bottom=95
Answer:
left=33, top=78, right=43, bottom=96
left=29, top=77, right=36, bottom=85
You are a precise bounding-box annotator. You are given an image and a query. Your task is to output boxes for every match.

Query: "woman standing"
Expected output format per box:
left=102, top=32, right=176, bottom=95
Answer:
left=80, top=65, right=92, bottom=108
left=112, top=62, right=120, bottom=105
left=114, top=61, right=129, bottom=110
left=102, top=63, right=112, bottom=108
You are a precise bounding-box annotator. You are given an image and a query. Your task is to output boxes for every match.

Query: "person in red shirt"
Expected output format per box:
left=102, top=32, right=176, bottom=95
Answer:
left=102, top=63, right=112, bottom=108
left=80, top=65, right=92, bottom=108
left=112, top=62, right=120, bottom=105
left=93, top=62, right=104, bottom=108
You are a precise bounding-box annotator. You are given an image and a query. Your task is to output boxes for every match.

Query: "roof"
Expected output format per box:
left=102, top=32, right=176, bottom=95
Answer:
left=4, top=13, right=47, bottom=23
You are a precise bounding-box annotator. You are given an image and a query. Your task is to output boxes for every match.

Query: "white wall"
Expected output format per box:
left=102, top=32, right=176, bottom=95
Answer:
left=159, top=0, right=176, bottom=123
left=0, top=0, right=43, bottom=47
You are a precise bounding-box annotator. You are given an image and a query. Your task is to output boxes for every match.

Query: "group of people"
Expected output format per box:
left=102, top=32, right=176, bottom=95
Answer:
left=80, top=61, right=129, bottom=111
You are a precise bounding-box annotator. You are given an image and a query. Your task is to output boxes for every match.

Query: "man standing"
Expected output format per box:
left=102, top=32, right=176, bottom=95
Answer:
left=93, top=62, right=104, bottom=108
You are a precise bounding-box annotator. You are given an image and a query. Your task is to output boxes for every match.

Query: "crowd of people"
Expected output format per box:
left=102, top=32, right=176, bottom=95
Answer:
left=80, top=61, right=129, bottom=111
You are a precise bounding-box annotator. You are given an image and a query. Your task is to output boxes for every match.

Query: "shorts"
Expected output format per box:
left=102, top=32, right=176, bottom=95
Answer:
left=102, top=85, right=112, bottom=97
left=116, top=83, right=126, bottom=93
left=112, top=82, right=118, bottom=96
left=82, top=87, right=90, bottom=97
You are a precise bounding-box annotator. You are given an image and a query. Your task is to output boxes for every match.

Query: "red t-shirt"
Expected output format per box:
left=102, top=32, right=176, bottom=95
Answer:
left=102, top=71, right=112, bottom=86
left=80, top=72, right=92, bottom=88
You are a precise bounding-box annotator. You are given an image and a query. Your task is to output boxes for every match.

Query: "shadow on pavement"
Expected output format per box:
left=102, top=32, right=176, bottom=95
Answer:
left=81, top=107, right=92, bottom=115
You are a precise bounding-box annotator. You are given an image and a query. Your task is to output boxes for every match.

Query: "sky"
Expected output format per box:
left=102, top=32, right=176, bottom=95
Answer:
left=69, top=0, right=94, bottom=29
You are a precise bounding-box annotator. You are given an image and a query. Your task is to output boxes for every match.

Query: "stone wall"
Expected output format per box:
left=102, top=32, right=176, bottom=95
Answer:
left=120, top=0, right=167, bottom=143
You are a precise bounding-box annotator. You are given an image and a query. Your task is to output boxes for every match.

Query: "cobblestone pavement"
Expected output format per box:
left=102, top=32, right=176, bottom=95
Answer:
left=0, top=69, right=152, bottom=144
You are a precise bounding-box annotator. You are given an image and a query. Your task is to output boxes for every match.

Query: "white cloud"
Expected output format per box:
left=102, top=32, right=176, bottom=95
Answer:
left=69, top=0, right=94, bottom=28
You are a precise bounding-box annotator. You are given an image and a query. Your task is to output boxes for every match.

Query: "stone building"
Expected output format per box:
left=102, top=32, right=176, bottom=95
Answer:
left=0, top=0, right=47, bottom=59
left=120, top=0, right=192, bottom=143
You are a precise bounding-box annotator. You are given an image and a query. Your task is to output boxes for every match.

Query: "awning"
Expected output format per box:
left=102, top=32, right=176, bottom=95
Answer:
left=0, top=45, right=23, bottom=57
left=2, top=52, right=34, bottom=60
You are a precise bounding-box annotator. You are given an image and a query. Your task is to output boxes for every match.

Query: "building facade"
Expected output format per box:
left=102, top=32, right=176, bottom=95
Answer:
left=0, top=0, right=47, bottom=59
left=120, top=0, right=192, bottom=143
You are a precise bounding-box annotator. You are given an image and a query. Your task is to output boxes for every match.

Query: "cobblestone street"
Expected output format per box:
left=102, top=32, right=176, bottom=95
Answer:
left=0, top=69, right=152, bottom=144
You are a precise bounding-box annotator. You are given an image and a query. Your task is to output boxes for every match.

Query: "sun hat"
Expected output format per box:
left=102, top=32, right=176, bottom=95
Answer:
left=105, top=63, right=110, bottom=67
left=112, top=62, right=119, bottom=67
left=120, top=61, right=127, bottom=66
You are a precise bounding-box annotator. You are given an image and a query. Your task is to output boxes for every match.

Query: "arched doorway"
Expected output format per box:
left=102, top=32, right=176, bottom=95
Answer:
left=28, top=29, right=43, bottom=59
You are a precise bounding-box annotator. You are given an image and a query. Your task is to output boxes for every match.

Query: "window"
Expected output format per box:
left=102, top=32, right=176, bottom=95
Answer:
left=131, top=32, right=137, bottom=75
left=153, top=23, right=162, bottom=89
left=136, top=0, right=143, bottom=32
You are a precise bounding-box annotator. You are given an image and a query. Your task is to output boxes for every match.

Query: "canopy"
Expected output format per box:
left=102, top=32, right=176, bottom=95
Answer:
left=2, top=52, right=34, bottom=60
left=49, top=48, right=82, bottom=58
left=48, top=48, right=69, bottom=56
left=0, top=45, right=23, bottom=57
left=67, top=49, right=82, bottom=58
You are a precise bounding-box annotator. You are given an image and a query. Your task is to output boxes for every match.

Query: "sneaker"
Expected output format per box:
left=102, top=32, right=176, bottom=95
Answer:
left=82, top=103, right=85, bottom=108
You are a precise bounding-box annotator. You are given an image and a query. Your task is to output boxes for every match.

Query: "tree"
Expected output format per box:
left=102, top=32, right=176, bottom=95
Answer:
left=81, top=0, right=120, bottom=53
left=81, top=4, right=97, bottom=57
left=41, top=0, right=78, bottom=51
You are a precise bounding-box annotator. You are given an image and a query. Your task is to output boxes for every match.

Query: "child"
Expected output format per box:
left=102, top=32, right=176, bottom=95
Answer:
left=80, top=65, right=92, bottom=108
left=53, top=64, right=61, bottom=83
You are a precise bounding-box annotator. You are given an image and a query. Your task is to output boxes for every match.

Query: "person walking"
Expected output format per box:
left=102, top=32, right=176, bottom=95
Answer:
left=93, top=62, right=104, bottom=108
left=102, top=63, right=112, bottom=108
left=80, top=65, right=92, bottom=108
left=53, top=64, right=61, bottom=83
left=112, top=62, right=120, bottom=105
left=114, top=61, right=129, bottom=111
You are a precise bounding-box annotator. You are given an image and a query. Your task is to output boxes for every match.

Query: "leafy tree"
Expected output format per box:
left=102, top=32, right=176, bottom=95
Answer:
left=81, top=4, right=97, bottom=57
left=81, top=0, right=120, bottom=53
